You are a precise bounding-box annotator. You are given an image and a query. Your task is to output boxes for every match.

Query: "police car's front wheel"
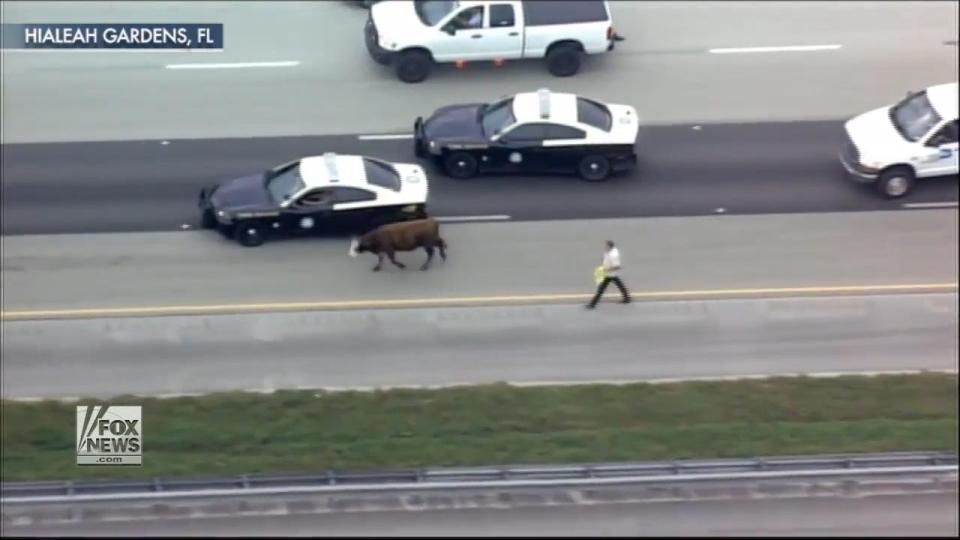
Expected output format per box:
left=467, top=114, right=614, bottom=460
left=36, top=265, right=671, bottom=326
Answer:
left=578, top=155, right=611, bottom=182
left=876, top=167, right=914, bottom=198
left=444, top=152, right=478, bottom=179
left=234, top=223, right=265, bottom=247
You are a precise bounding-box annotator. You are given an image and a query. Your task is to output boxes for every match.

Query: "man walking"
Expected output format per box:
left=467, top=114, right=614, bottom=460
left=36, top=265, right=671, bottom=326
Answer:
left=586, top=240, right=631, bottom=309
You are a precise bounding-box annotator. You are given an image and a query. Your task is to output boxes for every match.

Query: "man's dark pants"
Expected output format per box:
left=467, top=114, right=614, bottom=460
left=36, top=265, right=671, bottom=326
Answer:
left=588, top=276, right=631, bottom=308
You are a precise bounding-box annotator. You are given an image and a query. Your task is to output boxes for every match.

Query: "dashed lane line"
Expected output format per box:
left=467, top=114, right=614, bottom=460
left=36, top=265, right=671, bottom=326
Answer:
left=902, top=202, right=959, bottom=209
left=357, top=134, right=415, bottom=140
left=165, top=61, right=300, bottom=69
left=708, top=44, right=843, bottom=54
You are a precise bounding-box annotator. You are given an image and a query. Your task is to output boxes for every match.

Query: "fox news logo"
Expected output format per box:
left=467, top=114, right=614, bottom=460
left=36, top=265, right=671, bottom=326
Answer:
left=76, top=405, right=142, bottom=466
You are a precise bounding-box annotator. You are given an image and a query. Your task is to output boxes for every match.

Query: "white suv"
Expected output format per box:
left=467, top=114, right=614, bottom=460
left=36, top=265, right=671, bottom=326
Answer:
left=840, top=82, right=958, bottom=198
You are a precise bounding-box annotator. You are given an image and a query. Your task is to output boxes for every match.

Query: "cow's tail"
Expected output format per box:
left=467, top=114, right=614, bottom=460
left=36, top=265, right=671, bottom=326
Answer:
left=437, top=236, right=448, bottom=260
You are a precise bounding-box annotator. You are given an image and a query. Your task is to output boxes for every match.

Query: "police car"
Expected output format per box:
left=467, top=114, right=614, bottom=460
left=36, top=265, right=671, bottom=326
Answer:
left=414, top=88, right=639, bottom=181
left=840, top=82, right=958, bottom=198
left=198, top=153, right=429, bottom=247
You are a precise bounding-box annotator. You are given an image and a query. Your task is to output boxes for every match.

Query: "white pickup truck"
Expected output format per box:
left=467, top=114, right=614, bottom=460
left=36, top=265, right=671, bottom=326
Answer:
left=840, top=82, right=958, bottom=198
left=364, top=0, right=623, bottom=83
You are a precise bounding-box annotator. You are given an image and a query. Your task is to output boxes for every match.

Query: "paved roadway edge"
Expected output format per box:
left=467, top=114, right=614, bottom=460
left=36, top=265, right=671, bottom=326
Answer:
left=1, top=282, right=957, bottom=321
left=3, top=473, right=958, bottom=529
left=5, top=369, right=957, bottom=403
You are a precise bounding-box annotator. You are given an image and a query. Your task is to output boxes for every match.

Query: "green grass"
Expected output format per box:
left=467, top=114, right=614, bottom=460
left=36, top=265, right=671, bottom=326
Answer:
left=2, top=373, right=957, bottom=482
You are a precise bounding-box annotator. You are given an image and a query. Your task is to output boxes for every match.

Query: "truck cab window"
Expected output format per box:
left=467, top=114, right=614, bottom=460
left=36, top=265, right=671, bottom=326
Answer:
left=927, top=120, right=958, bottom=147
left=451, top=6, right=484, bottom=29
left=490, top=5, right=515, bottom=27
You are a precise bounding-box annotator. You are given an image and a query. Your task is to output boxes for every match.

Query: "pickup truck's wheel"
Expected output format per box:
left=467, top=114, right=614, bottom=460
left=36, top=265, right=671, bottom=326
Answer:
left=234, top=222, right=265, bottom=247
left=546, top=45, right=581, bottom=77
left=396, top=50, right=431, bottom=83
left=444, top=151, right=479, bottom=179
left=877, top=167, right=914, bottom=198
left=578, top=155, right=611, bottom=182
left=201, top=208, right=217, bottom=229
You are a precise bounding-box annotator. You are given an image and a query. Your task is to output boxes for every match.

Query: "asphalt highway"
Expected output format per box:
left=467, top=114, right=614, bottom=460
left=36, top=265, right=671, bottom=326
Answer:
left=8, top=493, right=958, bottom=536
left=2, top=1, right=957, bottom=142
left=2, top=210, right=957, bottom=399
left=3, top=211, right=956, bottom=313
left=2, top=121, right=958, bottom=235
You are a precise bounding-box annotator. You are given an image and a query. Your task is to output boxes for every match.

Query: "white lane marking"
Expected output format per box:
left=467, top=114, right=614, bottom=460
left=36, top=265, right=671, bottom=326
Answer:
left=708, top=44, right=842, bottom=54
left=357, top=134, right=415, bottom=141
left=435, top=215, right=511, bottom=223
left=164, top=61, right=300, bottom=70
left=902, top=201, right=959, bottom=209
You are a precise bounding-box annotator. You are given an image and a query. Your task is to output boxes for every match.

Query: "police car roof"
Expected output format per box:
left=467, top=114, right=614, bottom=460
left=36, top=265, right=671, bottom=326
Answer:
left=926, top=82, right=958, bottom=121
left=512, top=89, right=581, bottom=126
left=299, top=154, right=376, bottom=189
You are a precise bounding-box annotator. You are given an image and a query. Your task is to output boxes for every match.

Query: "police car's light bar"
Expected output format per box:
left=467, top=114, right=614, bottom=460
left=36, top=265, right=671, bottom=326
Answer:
left=537, top=88, right=551, bottom=119
left=323, top=152, right=339, bottom=182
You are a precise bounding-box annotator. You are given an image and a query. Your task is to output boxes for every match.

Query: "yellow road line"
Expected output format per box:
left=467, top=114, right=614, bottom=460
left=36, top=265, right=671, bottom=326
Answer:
left=1, top=283, right=956, bottom=321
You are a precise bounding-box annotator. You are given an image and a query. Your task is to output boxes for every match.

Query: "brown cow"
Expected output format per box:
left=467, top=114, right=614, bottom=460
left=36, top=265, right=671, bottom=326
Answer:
left=349, top=218, right=447, bottom=272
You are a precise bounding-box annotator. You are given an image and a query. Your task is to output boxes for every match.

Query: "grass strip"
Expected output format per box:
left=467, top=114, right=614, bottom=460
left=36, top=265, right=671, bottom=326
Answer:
left=2, top=373, right=957, bottom=482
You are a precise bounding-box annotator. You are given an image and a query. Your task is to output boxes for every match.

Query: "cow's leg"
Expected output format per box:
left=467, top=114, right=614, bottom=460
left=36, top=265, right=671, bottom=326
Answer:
left=387, top=248, right=406, bottom=269
left=421, top=245, right=435, bottom=271
left=372, top=252, right=384, bottom=272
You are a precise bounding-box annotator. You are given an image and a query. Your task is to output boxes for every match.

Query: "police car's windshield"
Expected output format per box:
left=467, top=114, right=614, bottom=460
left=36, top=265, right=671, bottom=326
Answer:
left=363, top=158, right=401, bottom=192
left=265, top=162, right=306, bottom=203
left=415, top=0, right=459, bottom=26
left=891, top=91, right=943, bottom=142
left=480, top=98, right=516, bottom=137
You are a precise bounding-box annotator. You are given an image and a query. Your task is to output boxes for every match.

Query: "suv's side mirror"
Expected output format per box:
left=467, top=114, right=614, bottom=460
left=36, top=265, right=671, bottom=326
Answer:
left=442, top=24, right=456, bottom=35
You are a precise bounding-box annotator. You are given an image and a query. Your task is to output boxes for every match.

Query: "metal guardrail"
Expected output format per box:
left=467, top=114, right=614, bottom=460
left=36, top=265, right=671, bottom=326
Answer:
left=2, top=451, right=955, bottom=504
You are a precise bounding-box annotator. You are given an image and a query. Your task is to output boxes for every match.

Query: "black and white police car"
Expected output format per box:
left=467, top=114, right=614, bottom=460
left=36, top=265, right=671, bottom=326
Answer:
left=414, top=88, right=639, bottom=181
left=198, top=153, right=429, bottom=247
